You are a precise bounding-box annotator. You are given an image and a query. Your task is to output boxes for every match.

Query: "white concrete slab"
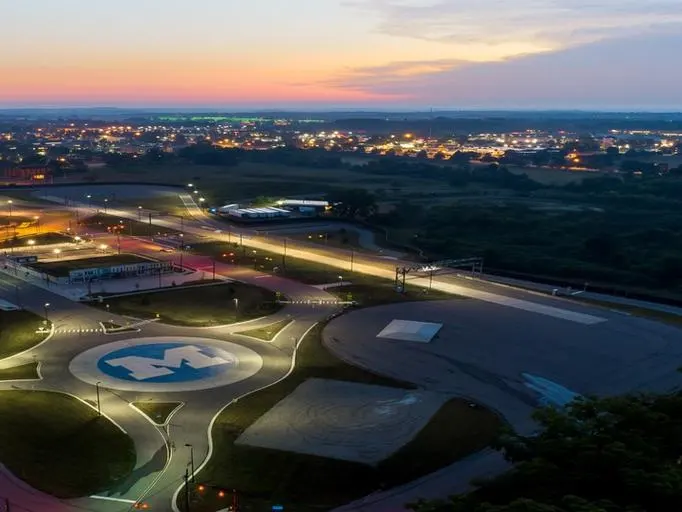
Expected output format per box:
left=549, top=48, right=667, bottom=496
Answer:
left=236, top=378, right=448, bottom=465
left=377, top=319, right=442, bottom=343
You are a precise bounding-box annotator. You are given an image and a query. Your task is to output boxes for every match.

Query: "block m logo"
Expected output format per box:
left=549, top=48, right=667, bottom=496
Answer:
left=104, top=345, right=231, bottom=380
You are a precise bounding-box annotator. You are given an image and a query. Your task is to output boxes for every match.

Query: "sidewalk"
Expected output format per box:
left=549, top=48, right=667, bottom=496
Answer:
left=0, top=262, right=220, bottom=302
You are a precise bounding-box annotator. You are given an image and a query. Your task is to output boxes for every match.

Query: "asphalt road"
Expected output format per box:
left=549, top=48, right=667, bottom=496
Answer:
left=0, top=192, right=680, bottom=512
left=0, top=250, right=339, bottom=511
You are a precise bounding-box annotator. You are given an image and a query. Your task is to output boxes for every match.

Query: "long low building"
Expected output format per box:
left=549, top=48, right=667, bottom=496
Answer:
left=226, top=207, right=291, bottom=219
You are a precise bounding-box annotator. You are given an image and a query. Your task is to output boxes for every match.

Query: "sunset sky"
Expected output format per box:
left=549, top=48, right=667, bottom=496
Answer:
left=2, top=0, right=681, bottom=110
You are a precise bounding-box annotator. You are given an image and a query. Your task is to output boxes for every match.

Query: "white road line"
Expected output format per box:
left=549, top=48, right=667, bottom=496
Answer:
left=89, top=495, right=137, bottom=504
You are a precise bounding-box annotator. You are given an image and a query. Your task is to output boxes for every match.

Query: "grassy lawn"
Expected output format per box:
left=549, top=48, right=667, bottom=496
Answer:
left=331, top=279, right=462, bottom=308
left=0, top=390, right=135, bottom=498
left=190, top=241, right=342, bottom=285
left=574, top=298, right=682, bottom=327
left=191, top=323, right=501, bottom=512
left=0, top=362, right=39, bottom=381
left=81, top=213, right=182, bottom=238
left=132, top=401, right=182, bottom=425
left=286, top=228, right=364, bottom=252
left=237, top=318, right=293, bottom=341
left=0, top=310, right=48, bottom=360
left=0, top=232, right=76, bottom=248
left=31, top=254, right=153, bottom=277
left=94, top=282, right=280, bottom=326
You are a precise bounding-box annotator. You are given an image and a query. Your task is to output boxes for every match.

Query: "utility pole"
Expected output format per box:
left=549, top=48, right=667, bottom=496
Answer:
left=148, top=212, right=152, bottom=237
left=212, top=259, right=216, bottom=281
left=95, top=381, right=102, bottom=416
left=282, top=238, right=287, bottom=269
left=185, top=444, right=195, bottom=483
left=350, top=250, right=354, bottom=272
left=184, top=468, right=191, bottom=512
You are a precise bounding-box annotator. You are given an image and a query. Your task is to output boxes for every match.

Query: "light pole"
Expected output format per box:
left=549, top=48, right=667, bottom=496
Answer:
left=103, top=198, right=108, bottom=213
left=350, top=250, right=354, bottom=272
left=185, top=443, right=195, bottom=483
left=33, top=215, right=40, bottom=233
left=7, top=200, right=12, bottom=218
left=138, top=205, right=142, bottom=221
left=95, top=381, right=102, bottom=417
left=233, top=298, right=239, bottom=317
left=338, top=275, right=343, bottom=285
left=43, top=302, right=50, bottom=322
left=86, top=194, right=92, bottom=208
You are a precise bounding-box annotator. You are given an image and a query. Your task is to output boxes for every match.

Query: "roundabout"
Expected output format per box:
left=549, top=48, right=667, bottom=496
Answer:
left=69, top=336, right=264, bottom=392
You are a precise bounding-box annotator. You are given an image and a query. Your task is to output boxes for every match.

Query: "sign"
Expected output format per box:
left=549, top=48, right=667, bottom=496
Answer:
left=97, top=343, right=236, bottom=383
left=70, top=337, right=263, bottom=392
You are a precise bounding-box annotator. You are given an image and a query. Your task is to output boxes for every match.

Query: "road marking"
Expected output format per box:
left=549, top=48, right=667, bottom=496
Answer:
left=90, top=495, right=137, bottom=504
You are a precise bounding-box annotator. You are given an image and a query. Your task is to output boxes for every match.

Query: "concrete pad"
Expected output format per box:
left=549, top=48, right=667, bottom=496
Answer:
left=236, top=378, right=447, bottom=465
left=377, top=319, right=442, bottom=343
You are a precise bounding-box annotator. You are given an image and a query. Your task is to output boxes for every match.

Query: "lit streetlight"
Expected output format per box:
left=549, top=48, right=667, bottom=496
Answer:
left=43, top=302, right=50, bottom=322
left=27, top=239, right=35, bottom=246
left=7, top=200, right=12, bottom=217
left=53, top=248, right=61, bottom=255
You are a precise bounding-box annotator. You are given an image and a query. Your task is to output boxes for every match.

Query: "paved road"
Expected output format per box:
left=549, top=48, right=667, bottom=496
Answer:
left=324, top=298, right=682, bottom=510
left=0, top=250, right=340, bottom=511
left=2, top=192, right=679, bottom=511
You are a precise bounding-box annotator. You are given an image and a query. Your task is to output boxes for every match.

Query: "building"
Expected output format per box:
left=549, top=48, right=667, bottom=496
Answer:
left=68, top=260, right=173, bottom=283
left=3, top=165, right=50, bottom=182
left=226, top=207, right=291, bottom=220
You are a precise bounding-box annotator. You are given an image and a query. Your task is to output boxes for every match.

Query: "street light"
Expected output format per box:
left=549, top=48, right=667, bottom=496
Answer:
left=95, top=381, right=102, bottom=417
left=185, top=444, right=195, bottom=483
left=7, top=200, right=12, bottom=217
left=33, top=215, right=40, bottom=233
left=86, top=194, right=92, bottom=208
left=103, top=198, right=108, bottom=213
left=53, top=248, right=61, bottom=255
left=27, top=239, right=35, bottom=246
left=43, top=303, right=50, bottom=322
left=138, top=205, right=143, bottom=220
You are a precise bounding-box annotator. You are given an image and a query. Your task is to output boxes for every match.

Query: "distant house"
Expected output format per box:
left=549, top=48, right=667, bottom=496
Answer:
left=3, top=164, right=50, bottom=182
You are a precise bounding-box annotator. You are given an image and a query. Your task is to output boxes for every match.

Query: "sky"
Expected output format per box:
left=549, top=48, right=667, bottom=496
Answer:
left=1, top=0, right=681, bottom=110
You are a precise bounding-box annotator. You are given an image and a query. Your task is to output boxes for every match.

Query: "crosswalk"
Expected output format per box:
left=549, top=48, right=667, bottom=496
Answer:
left=278, top=299, right=354, bottom=305
left=54, top=327, right=105, bottom=334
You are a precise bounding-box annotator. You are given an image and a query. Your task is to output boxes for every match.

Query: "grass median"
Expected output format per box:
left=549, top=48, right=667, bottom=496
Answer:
left=0, top=310, right=49, bottom=360
left=237, top=318, right=293, bottom=341
left=0, top=362, right=39, bottom=381
left=0, top=390, right=135, bottom=498
left=95, top=282, right=280, bottom=326
left=190, top=323, right=502, bottom=512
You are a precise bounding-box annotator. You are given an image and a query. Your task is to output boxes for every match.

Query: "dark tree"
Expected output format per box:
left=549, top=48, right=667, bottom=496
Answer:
left=410, top=391, right=682, bottom=512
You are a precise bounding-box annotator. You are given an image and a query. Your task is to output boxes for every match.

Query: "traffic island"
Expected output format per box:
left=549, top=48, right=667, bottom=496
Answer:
left=236, top=318, right=293, bottom=341
left=189, top=323, right=502, bottom=512
left=0, top=390, right=135, bottom=498
left=94, top=282, right=281, bottom=327
left=0, top=362, right=39, bottom=381
left=0, top=310, right=50, bottom=360
left=132, top=401, right=183, bottom=425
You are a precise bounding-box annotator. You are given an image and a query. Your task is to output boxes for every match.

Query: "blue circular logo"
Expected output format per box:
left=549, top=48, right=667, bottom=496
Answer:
left=97, top=342, right=237, bottom=383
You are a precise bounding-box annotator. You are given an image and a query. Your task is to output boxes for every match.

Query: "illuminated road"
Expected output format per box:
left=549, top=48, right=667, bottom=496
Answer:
left=6, top=192, right=677, bottom=512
